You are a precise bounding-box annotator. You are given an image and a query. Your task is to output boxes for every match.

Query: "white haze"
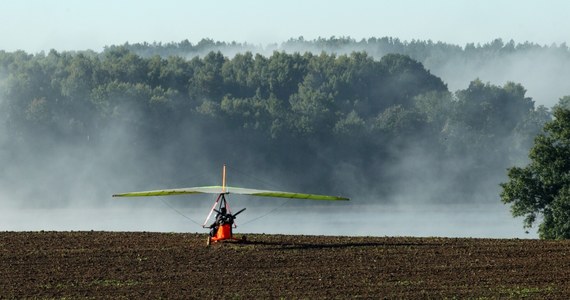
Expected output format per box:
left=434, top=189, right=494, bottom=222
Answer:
left=0, top=114, right=534, bottom=239
left=431, top=47, right=570, bottom=108
left=0, top=202, right=533, bottom=239
left=0, top=42, right=554, bottom=239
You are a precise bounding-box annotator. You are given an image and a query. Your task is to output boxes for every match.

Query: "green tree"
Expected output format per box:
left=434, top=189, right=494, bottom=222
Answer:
left=446, top=80, right=536, bottom=166
left=501, top=107, right=570, bottom=239
left=377, top=53, right=447, bottom=109
left=266, top=51, right=308, bottom=101
left=101, top=47, right=147, bottom=84
left=221, top=52, right=256, bottom=98
left=453, top=80, right=533, bottom=137
left=189, top=51, right=226, bottom=100
left=373, top=104, right=427, bottom=137
left=333, top=110, right=366, bottom=138
left=413, top=90, right=453, bottom=132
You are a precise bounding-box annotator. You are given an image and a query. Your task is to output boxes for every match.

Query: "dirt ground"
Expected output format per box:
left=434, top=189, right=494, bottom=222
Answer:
left=1, top=231, right=569, bottom=299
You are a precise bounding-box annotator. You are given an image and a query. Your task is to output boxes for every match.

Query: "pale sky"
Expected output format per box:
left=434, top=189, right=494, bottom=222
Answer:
left=1, top=0, right=569, bottom=53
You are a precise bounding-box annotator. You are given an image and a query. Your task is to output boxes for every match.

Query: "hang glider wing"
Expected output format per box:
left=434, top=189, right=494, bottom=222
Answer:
left=113, top=186, right=348, bottom=201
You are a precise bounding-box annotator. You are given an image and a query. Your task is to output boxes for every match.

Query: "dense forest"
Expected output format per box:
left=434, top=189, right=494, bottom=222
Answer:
left=118, top=37, right=570, bottom=108
left=0, top=38, right=561, bottom=208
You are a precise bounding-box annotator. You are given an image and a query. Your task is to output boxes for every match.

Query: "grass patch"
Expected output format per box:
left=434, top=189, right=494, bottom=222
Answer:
left=497, top=285, right=555, bottom=298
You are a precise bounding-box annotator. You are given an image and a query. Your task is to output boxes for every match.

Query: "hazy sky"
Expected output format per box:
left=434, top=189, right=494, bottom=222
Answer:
left=1, top=0, right=569, bottom=53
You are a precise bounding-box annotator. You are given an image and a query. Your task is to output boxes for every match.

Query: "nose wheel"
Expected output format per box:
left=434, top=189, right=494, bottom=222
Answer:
left=206, top=234, right=247, bottom=246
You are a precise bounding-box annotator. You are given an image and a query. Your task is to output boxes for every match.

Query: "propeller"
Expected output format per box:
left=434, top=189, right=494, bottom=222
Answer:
left=213, top=207, right=246, bottom=222
left=233, top=207, right=246, bottom=217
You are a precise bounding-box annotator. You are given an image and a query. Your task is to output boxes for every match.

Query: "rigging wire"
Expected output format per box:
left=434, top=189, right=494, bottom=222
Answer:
left=226, top=164, right=294, bottom=226
left=239, top=197, right=292, bottom=226
left=159, top=198, right=203, bottom=227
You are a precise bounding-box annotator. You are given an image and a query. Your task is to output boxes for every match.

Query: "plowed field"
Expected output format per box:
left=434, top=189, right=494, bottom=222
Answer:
left=1, top=232, right=570, bottom=299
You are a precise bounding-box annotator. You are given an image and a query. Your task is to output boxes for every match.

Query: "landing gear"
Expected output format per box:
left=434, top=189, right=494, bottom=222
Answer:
left=203, top=192, right=246, bottom=246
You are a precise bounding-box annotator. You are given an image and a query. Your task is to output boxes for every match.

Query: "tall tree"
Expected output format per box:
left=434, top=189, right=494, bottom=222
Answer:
left=501, top=107, right=570, bottom=239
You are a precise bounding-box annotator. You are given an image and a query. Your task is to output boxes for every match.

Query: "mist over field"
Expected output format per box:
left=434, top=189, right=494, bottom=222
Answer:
left=0, top=37, right=564, bottom=238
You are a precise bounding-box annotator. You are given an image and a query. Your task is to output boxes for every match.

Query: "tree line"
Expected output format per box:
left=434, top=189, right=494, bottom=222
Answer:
left=112, top=36, right=570, bottom=62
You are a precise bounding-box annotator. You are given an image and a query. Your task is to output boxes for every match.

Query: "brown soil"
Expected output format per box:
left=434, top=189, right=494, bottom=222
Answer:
left=1, top=231, right=569, bottom=299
